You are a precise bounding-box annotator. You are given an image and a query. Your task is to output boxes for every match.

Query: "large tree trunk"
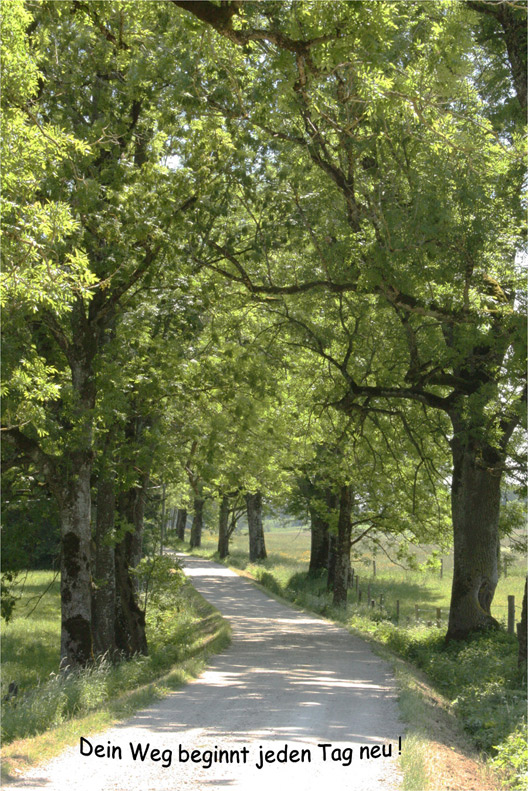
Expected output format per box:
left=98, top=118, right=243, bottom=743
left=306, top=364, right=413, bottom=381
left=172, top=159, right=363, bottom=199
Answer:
left=117, top=472, right=149, bottom=570
left=327, top=532, right=337, bottom=592
left=309, top=487, right=338, bottom=575
left=59, top=323, right=98, bottom=668
left=114, top=537, right=148, bottom=657
left=59, top=453, right=93, bottom=668
left=309, top=505, right=330, bottom=574
left=447, top=422, right=502, bottom=639
left=176, top=508, right=187, bottom=541
left=246, top=491, right=267, bottom=562
left=114, top=472, right=149, bottom=656
left=332, top=485, right=353, bottom=608
left=190, top=497, right=204, bottom=548
left=217, top=495, right=230, bottom=559
left=92, top=466, right=116, bottom=657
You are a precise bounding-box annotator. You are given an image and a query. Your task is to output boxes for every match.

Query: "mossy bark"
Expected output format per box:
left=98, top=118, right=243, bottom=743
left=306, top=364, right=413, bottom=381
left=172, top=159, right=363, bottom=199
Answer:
left=114, top=537, right=148, bottom=657
left=447, top=420, right=502, bottom=640
left=92, top=467, right=116, bottom=657
left=113, top=473, right=149, bottom=656
left=59, top=454, right=93, bottom=668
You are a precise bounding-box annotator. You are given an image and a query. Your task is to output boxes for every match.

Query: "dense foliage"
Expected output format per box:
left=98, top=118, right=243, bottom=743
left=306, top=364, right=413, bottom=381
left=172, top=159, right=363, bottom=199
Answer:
left=1, top=0, right=525, bottom=666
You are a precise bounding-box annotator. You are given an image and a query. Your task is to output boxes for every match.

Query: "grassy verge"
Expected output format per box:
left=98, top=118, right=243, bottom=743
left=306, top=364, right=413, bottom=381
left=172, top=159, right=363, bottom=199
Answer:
left=1, top=569, right=231, bottom=783
left=174, top=532, right=526, bottom=791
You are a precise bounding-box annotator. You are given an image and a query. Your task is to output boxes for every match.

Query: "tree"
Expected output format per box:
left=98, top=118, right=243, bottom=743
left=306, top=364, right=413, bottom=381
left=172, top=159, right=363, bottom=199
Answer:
left=245, top=491, right=267, bottom=562
left=172, top=0, right=526, bottom=638
left=2, top=2, right=201, bottom=665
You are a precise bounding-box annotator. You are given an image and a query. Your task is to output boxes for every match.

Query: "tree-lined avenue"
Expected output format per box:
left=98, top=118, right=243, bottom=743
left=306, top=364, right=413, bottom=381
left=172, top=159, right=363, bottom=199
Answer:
left=8, top=554, right=402, bottom=791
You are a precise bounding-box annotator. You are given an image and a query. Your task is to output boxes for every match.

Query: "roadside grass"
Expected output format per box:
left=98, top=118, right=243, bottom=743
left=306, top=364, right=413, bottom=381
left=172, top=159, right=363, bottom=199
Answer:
left=2, top=571, right=62, bottom=691
left=173, top=529, right=527, bottom=790
left=1, top=570, right=231, bottom=782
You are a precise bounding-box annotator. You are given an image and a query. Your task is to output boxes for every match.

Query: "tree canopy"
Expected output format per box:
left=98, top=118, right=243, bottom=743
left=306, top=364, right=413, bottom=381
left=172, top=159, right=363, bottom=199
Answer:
left=1, top=0, right=526, bottom=664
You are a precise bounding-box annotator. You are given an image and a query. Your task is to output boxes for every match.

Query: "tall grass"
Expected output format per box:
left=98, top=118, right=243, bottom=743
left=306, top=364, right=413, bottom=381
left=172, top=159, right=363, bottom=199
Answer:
left=1, top=569, right=230, bottom=746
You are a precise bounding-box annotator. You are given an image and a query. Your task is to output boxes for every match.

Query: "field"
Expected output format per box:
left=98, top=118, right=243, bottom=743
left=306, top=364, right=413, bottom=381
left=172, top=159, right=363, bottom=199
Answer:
left=191, top=527, right=526, bottom=628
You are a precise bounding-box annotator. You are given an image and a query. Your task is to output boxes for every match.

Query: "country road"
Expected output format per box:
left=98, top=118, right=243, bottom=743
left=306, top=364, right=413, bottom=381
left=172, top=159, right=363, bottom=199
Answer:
left=7, top=554, right=404, bottom=791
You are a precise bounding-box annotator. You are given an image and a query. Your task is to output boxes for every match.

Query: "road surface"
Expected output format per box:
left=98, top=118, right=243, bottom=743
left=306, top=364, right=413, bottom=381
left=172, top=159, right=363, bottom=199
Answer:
left=7, top=554, right=403, bottom=790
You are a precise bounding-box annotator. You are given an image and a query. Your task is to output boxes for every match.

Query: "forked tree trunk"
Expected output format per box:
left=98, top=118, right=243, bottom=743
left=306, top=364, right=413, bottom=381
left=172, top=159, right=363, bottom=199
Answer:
left=59, top=453, right=94, bottom=667
left=176, top=508, right=187, bottom=541
left=92, top=466, right=116, bottom=657
left=447, top=424, right=502, bottom=639
left=246, top=491, right=267, bottom=562
left=190, top=497, right=204, bottom=548
left=217, top=495, right=230, bottom=558
left=332, top=485, right=353, bottom=608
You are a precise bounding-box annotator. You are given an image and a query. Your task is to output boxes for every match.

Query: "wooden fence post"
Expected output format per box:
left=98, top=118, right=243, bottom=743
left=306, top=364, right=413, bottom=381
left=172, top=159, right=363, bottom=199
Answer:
left=508, top=595, right=515, bottom=634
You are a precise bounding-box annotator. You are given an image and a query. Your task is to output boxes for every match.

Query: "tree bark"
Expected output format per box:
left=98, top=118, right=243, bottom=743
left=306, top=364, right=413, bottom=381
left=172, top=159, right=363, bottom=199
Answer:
left=309, top=487, right=338, bottom=575
left=114, top=471, right=149, bottom=655
left=217, top=495, right=231, bottom=558
left=176, top=508, right=187, bottom=541
left=59, top=318, right=98, bottom=668
left=332, top=484, right=353, bottom=608
left=467, top=1, right=527, bottom=110
left=190, top=497, right=204, bottom=548
left=58, top=454, right=93, bottom=668
left=309, top=506, right=330, bottom=574
left=326, top=532, right=337, bottom=592
left=114, top=538, right=148, bottom=657
left=92, top=466, right=116, bottom=657
left=246, top=491, right=267, bottom=562
left=447, top=419, right=503, bottom=639
left=117, top=472, right=149, bottom=570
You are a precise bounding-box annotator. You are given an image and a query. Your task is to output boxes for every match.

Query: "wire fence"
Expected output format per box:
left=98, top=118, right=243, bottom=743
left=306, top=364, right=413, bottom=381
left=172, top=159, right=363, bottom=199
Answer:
left=347, top=567, right=524, bottom=634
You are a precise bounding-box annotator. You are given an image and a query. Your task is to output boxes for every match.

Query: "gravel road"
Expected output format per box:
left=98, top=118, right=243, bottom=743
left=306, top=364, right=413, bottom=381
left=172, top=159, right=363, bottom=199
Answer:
left=7, top=554, right=404, bottom=791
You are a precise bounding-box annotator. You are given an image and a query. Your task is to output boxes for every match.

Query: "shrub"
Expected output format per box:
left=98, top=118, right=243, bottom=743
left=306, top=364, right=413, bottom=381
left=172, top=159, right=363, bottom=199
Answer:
left=491, top=722, right=528, bottom=791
